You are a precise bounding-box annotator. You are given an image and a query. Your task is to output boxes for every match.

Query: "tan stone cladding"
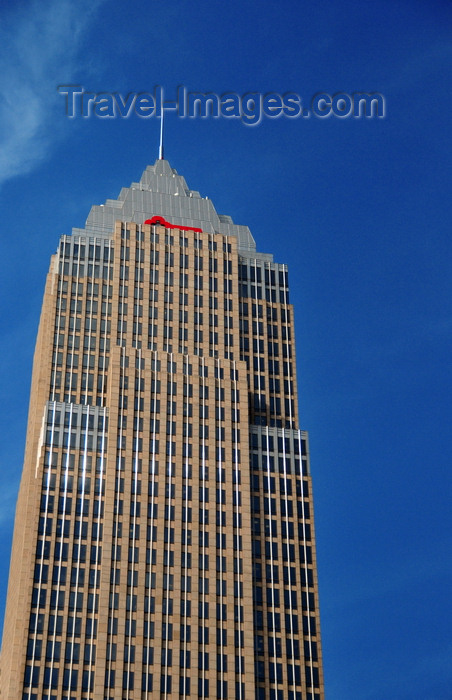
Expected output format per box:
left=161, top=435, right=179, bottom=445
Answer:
left=0, top=219, right=323, bottom=699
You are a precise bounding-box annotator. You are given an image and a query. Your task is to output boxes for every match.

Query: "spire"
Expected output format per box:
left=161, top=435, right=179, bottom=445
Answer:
left=158, top=97, right=164, bottom=160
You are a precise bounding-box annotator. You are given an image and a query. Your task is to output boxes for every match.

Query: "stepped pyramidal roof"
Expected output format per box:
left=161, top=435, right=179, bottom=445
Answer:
left=73, top=158, right=259, bottom=255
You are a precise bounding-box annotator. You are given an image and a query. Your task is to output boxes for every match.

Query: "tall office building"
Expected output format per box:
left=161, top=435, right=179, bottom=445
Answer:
left=0, top=159, right=323, bottom=699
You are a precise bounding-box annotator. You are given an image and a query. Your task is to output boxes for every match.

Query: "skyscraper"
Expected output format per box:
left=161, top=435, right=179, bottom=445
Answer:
left=0, top=158, right=324, bottom=699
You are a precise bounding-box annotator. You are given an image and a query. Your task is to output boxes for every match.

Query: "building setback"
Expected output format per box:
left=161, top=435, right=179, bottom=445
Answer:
left=0, top=158, right=324, bottom=699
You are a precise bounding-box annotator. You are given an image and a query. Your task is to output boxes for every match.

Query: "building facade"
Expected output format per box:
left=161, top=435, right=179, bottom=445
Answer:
left=0, top=159, right=324, bottom=699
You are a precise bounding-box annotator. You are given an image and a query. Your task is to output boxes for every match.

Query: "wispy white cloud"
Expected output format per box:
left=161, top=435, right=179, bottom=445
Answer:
left=0, top=478, right=20, bottom=527
left=0, top=0, right=106, bottom=188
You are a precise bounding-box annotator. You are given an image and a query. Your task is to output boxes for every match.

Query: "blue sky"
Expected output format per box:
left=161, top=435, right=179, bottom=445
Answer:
left=0, top=0, right=451, bottom=697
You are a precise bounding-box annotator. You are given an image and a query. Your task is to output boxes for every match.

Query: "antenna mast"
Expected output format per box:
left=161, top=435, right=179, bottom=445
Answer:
left=159, top=95, right=164, bottom=160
